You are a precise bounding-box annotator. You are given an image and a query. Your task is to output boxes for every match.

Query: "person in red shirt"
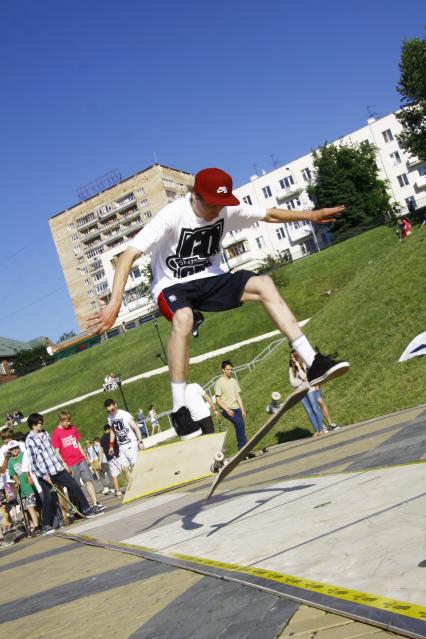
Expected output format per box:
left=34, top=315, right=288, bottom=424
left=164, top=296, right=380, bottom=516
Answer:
left=51, top=411, right=105, bottom=514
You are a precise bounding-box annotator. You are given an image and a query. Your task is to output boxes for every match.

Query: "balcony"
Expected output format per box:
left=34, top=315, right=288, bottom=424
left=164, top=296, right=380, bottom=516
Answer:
left=90, top=259, right=103, bottom=273
left=222, top=235, right=248, bottom=249
left=287, top=222, right=312, bottom=243
left=80, top=226, right=101, bottom=243
left=407, top=156, right=422, bottom=169
left=76, top=215, right=97, bottom=230
left=276, top=184, right=303, bottom=203
left=414, top=174, right=426, bottom=191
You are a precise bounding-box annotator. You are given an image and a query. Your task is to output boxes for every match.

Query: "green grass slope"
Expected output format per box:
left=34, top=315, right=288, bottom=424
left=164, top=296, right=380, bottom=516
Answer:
left=0, top=226, right=395, bottom=418
left=7, top=224, right=425, bottom=458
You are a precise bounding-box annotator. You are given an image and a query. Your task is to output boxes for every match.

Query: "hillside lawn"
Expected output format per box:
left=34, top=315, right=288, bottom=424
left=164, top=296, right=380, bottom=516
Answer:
left=2, top=225, right=425, bottom=456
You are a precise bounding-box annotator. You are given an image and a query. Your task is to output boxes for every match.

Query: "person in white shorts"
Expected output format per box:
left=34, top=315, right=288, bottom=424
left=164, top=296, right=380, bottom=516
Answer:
left=104, top=399, right=143, bottom=469
left=185, top=383, right=219, bottom=434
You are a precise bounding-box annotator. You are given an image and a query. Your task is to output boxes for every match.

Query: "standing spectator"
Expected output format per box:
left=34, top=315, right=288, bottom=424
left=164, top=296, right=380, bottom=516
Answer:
left=104, top=399, right=143, bottom=469
left=215, top=360, right=247, bottom=449
left=93, top=436, right=114, bottom=495
left=26, top=413, right=101, bottom=533
left=148, top=405, right=161, bottom=435
left=100, top=424, right=130, bottom=496
left=136, top=408, right=148, bottom=438
left=314, top=386, right=339, bottom=430
left=85, top=439, right=101, bottom=480
left=185, top=383, right=219, bottom=435
left=51, top=411, right=105, bottom=513
left=7, top=440, right=40, bottom=535
left=289, top=350, right=326, bottom=437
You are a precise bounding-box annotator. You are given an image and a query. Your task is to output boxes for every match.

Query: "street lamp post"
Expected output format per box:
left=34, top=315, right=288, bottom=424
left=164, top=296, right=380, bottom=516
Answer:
left=153, top=320, right=168, bottom=365
left=116, top=376, right=130, bottom=412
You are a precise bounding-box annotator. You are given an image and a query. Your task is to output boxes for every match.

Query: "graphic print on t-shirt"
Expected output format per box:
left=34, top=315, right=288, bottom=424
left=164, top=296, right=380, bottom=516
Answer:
left=110, top=418, right=132, bottom=446
left=166, top=220, right=224, bottom=279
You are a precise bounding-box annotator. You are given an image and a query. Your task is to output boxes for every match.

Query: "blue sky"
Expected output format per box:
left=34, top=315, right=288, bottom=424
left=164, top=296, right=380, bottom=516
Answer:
left=1, top=0, right=424, bottom=341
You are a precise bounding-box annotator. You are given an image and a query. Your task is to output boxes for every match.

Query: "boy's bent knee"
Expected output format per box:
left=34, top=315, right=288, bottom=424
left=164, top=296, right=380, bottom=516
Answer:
left=172, top=307, right=193, bottom=332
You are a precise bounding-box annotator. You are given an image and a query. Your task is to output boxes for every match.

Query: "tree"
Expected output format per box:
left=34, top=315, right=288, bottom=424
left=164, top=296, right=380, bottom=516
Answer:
left=12, top=344, right=51, bottom=376
left=308, top=142, right=397, bottom=239
left=396, top=34, right=426, bottom=160
left=58, top=330, right=76, bottom=342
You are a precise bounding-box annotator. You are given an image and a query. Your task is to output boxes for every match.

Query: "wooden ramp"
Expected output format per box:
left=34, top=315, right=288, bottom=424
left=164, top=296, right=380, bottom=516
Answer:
left=123, top=432, right=227, bottom=503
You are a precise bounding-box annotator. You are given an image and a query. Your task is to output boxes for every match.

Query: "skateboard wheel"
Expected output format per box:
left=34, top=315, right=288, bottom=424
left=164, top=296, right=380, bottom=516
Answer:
left=214, top=451, right=225, bottom=462
left=271, top=391, right=281, bottom=401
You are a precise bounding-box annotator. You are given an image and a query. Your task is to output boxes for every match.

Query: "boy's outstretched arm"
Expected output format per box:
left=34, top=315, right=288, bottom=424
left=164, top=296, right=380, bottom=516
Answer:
left=263, top=205, right=345, bottom=225
left=86, top=246, right=142, bottom=334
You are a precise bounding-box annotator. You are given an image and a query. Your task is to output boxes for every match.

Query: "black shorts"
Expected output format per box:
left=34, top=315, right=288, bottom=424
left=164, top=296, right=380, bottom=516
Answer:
left=158, top=270, right=256, bottom=321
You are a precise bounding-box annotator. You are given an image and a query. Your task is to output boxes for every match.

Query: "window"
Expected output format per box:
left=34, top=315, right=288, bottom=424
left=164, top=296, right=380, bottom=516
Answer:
left=130, top=266, right=141, bottom=280
left=242, top=195, right=252, bottom=205
left=255, top=236, right=266, bottom=249
left=79, top=267, right=88, bottom=275
left=87, top=289, right=94, bottom=297
left=84, top=278, right=90, bottom=287
left=136, top=186, right=145, bottom=196
left=382, top=129, right=394, bottom=143
left=262, top=186, right=272, bottom=199
left=140, top=198, right=149, bottom=207
left=95, top=282, right=109, bottom=294
left=76, top=212, right=95, bottom=227
left=287, top=197, right=302, bottom=210
left=90, top=301, right=97, bottom=309
left=73, top=245, right=81, bottom=255
left=77, top=256, right=84, bottom=264
left=102, top=203, right=114, bottom=213
left=405, top=196, right=416, bottom=212
left=419, top=165, right=426, bottom=177
left=71, top=234, right=78, bottom=242
left=144, top=211, right=152, bottom=219
left=67, top=222, right=75, bottom=231
left=93, top=271, right=105, bottom=281
left=301, top=168, right=312, bottom=182
left=397, top=173, right=409, bottom=187
left=252, top=221, right=260, bottom=228
left=226, top=242, right=247, bottom=259
left=276, top=227, right=286, bottom=240
left=279, top=175, right=295, bottom=189
left=390, top=151, right=401, bottom=165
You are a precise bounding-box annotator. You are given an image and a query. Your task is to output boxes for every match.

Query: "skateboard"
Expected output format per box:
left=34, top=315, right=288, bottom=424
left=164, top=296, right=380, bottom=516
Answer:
left=123, top=432, right=227, bottom=503
left=206, top=385, right=309, bottom=501
left=52, top=485, right=85, bottom=519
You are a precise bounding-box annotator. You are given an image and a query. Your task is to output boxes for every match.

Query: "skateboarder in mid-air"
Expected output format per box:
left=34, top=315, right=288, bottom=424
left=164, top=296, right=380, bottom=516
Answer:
left=88, top=168, right=349, bottom=439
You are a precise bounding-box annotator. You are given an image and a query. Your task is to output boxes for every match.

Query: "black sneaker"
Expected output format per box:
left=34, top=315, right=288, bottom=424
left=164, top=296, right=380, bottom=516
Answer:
left=172, top=406, right=202, bottom=440
left=83, top=507, right=104, bottom=518
left=307, top=352, right=350, bottom=386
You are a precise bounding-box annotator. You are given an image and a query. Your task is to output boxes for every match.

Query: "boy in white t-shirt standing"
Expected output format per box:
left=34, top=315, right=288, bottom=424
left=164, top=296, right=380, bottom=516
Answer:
left=185, top=383, right=219, bottom=435
left=104, top=399, right=143, bottom=468
left=89, top=168, right=349, bottom=441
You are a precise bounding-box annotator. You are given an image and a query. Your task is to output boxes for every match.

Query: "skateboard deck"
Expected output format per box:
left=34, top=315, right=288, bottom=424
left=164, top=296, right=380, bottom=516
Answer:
left=53, top=485, right=85, bottom=519
left=206, top=385, right=309, bottom=501
left=123, top=432, right=227, bottom=504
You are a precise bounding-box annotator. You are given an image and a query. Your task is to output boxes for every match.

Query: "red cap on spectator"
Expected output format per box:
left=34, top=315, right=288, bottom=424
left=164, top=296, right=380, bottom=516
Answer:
left=194, top=168, right=240, bottom=206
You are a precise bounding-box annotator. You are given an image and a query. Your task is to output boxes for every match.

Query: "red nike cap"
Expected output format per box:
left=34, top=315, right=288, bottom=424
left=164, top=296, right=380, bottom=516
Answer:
left=194, top=168, right=240, bottom=206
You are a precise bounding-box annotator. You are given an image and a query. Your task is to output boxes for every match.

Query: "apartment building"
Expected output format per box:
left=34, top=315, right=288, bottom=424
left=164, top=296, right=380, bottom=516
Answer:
left=227, top=111, right=426, bottom=272
left=49, top=164, right=194, bottom=330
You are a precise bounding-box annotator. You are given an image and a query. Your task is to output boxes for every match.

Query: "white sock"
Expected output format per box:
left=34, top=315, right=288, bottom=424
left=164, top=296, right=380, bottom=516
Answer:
left=171, top=382, right=186, bottom=412
left=292, top=335, right=316, bottom=368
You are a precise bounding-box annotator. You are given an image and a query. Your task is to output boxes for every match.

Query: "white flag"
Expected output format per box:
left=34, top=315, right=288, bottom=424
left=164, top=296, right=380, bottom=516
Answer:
left=398, top=331, right=426, bottom=362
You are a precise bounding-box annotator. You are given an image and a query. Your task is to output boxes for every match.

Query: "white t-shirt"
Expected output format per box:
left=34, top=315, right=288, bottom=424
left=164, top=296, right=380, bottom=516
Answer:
left=185, top=383, right=211, bottom=422
left=108, top=409, right=138, bottom=448
left=128, top=194, right=266, bottom=301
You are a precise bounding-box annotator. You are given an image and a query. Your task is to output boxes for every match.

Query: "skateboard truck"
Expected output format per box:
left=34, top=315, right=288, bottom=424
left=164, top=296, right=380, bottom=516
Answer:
left=266, top=391, right=282, bottom=414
